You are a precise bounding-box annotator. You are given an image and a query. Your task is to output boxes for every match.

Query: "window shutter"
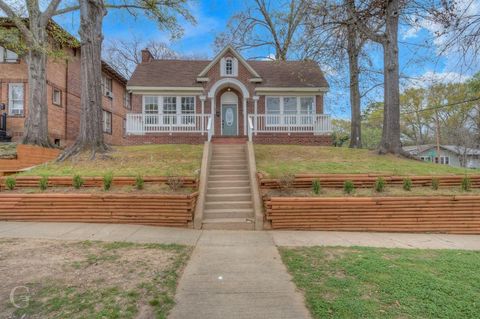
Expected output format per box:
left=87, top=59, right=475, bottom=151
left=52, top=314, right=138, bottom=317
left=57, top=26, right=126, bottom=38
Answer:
left=233, top=58, right=238, bottom=76
left=220, top=58, right=226, bottom=76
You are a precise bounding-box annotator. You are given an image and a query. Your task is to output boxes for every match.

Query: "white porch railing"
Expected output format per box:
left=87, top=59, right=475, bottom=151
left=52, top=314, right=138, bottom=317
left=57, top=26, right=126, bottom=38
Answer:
left=126, top=113, right=213, bottom=141
left=247, top=114, right=332, bottom=141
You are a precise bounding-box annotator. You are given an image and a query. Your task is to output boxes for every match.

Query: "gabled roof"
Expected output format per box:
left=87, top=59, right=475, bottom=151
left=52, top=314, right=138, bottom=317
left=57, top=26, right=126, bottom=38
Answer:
left=128, top=59, right=329, bottom=88
left=403, top=144, right=480, bottom=156
left=197, top=45, right=261, bottom=78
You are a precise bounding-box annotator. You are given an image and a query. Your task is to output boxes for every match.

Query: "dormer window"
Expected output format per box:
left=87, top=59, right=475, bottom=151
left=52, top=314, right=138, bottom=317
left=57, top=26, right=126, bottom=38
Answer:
left=225, top=58, right=233, bottom=75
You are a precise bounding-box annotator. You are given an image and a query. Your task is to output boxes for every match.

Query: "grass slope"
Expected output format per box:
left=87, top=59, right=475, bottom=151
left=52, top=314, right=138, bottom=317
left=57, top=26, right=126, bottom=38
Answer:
left=255, top=145, right=471, bottom=177
left=21, top=144, right=203, bottom=177
left=280, top=246, right=480, bottom=319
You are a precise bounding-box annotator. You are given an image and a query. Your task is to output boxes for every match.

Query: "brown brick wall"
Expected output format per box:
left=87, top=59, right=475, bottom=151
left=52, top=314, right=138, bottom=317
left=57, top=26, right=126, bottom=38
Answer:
left=1, top=47, right=128, bottom=147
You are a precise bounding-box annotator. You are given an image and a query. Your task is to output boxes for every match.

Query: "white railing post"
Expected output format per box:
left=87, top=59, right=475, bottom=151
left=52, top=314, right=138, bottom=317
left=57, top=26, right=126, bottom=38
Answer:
left=248, top=115, right=254, bottom=142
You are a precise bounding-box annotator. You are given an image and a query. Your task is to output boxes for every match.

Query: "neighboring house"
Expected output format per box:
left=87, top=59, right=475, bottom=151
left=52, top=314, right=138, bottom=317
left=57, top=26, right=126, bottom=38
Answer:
left=125, top=45, right=332, bottom=145
left=404, top=144, right=480, bottom=169
left=0, top=20, right=129, bottom=147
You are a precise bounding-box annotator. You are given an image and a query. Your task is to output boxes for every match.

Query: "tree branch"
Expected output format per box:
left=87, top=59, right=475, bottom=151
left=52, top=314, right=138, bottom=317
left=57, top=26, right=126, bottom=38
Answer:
left=346, top=0, right=386, bottom=44
left=0, top=0, right=34, bottom=44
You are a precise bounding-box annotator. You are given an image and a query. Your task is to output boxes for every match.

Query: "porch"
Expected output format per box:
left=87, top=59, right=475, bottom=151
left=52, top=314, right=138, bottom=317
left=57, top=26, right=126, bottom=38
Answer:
left=125, top=113, right=332, bottom=143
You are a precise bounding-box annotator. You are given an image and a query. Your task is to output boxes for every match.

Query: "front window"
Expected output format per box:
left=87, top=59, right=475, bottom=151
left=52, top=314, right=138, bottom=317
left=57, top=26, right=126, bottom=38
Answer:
left=266, top=97, right=281, bottom=125
left=124, top=92, right=131, bottom=110
left=102, top=75, right=113, bottom=96
left=102, top=110, right=112, bottom=134
left=52, top=88, right=62, bottom=106
left=265, top=96, right=316, bottom=126
left=0, top=46, right=18, bottom=63
left=144, top=96, right=159, bottom=125
left=163, top=96, right=177, bottom=124
left=225, top=58, right=233, bottom=75
left=283, top=97, right=297, bottom=124
left=181, top=97, right=195, bottom=125
left=8, top=83, right=24, bottom=116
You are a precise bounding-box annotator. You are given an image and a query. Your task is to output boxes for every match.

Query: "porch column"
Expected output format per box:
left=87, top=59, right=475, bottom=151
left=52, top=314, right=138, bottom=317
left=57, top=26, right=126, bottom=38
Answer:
left=210, top=97, right=215, bottom=136
left=243, top=97, right=247, bottom=136
left=253, top=96, right=259, bottom=135
left=200, top=95, right=206, bottom=135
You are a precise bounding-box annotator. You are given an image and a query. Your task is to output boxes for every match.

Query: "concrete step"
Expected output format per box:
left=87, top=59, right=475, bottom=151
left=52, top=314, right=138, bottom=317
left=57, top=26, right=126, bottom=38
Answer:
left=209, top=169, right=248, bottom=175
left=208, top=180, right=250, bottom=188
left=204, top=208, right=254, bottom=219
left=202, top=218, right=255, bottom=230
left=206, top=193, right=252, bottom=202
left=210, top=160, right=247, bottom=165
left=211, top=156, right=246, bottom=161
left=208, top=174, right=249, bottom=181
left=207, top=186, right=251, bottom=195
left=210, top=164, right=247, bottom=170
left=205, top=201, right=253, bottom=210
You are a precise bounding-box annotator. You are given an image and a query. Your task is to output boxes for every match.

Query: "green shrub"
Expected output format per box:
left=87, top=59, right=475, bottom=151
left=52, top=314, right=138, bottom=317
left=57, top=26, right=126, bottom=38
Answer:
left=5, top=176, right=16, bottom=190
left=39, top=176, right=48, bottom=191
left=461, top=176, right=471, bottom=192
left=72, top=175, right=84, bottom=189
left=403, top=178, right=412, bottom=191
left=103, top=173, right=113, bottom=191
left=374, top=177, right=386, bottom=192
left=343, top=180, right=354, bottom=194
left=431, top=178, right=440, bottom=190
left=135, top=175, right=144, bottom=190
left=312, top=179, right=321, bottom=195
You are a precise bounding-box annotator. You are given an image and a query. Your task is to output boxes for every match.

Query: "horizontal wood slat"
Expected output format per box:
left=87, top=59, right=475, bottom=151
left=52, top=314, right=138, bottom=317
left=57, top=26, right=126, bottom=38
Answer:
left=0, top=193, right=198, bottom=227
left=264, top=195, right=480, bottom=234
left=258, top=173, right=480, bottom=189
left=0, top=145, right=60, bottom=174
left=0, top=176, right=197, bottom=190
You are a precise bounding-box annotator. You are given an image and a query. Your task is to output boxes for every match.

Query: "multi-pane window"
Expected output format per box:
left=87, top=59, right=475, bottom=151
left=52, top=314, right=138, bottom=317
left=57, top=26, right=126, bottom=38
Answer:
left=102, top=75, right=113, bottom=96
left=52, top=88, right=62, bottom=106
left=124, top=92, right=131, bottom=109
left=163, top=97, right=177, bottom=124
left=8, top=83, right=24, bottom=116
left=265, top=96, right=316, bottom=126
left=0, top=46, right=19, bottom=63
left=144, top=96, right=159, bottom=125
left=102, top=110, right=112, bottom=134
left=181, top=97, right=195, bottom=124
left=225, top=58, right=233, bottom=75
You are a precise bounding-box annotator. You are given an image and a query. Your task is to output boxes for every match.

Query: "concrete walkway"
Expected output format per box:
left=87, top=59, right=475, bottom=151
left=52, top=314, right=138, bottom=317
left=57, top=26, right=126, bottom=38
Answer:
left=1, top=221, right=480, bottom=318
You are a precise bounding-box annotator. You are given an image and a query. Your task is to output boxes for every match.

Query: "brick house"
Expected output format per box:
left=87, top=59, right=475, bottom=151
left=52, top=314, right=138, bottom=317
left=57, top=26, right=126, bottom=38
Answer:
left=126, top=45, right=332, bottom=145
left=0, top=22, right=129, bottom=146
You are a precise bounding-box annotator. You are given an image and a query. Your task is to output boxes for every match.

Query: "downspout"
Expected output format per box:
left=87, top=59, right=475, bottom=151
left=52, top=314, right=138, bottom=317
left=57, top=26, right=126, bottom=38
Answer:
left=64, top=59, right=69, bottom=145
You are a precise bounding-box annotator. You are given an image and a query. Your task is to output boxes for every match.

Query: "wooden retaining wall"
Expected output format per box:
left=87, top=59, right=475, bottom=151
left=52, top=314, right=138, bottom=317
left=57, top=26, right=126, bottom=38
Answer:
left=265, top=196, right=480, bottom=234
left=0, top=193, right=198, bottom=227
left=0, top=145, right=60, bottom=175
left=0, top=176, right=197, bottom=190
left=258, top=173, right=480, bottom=189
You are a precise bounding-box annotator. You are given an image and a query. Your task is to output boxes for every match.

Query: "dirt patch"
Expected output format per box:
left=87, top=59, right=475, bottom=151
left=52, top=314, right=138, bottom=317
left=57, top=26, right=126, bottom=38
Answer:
left=0, top=143, right=16, bottom=159
left=4, top=184, right=194, bottom=194
left=0, top=239, right=191, bottom=318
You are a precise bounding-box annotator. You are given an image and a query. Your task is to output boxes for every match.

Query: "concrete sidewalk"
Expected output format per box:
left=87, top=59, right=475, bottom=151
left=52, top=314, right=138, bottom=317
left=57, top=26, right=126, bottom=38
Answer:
left=1, top=221, right=479, bottom=250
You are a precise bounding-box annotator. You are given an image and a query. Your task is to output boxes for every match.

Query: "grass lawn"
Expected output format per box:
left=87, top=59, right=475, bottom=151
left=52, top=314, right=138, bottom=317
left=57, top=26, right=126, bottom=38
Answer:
left=255, top=145, right=471, bottom=177
left=0, top=239, right=192, bottom=319
left=20, top=144, right=203, bottom=177
left=280, top=246, right=480, bottom=319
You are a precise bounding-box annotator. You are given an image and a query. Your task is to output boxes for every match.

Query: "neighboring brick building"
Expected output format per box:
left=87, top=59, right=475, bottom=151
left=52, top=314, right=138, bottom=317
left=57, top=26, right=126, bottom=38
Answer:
left=0, top=22, right=129, bottom=147
left=126, top=45, right=332, bottom=145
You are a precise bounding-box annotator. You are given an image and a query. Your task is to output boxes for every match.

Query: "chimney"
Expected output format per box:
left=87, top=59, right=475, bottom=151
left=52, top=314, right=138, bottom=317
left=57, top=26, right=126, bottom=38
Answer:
left=141, top=49, right=153, bottom=63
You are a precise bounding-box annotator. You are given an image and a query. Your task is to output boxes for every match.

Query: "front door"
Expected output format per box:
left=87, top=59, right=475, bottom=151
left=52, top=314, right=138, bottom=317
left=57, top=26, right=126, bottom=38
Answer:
left=222, top=104, right=237, bottom=136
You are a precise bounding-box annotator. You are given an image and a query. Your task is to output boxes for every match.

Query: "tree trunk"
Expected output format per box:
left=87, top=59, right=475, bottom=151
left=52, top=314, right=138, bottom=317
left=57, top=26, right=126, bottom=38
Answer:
left=378, top=0, right=403, bottom=155
left=347, top=23, right=362, bottom=148
left=58, top=0, right=108, bottom=160
left=22, top=17, right=53, bottom=147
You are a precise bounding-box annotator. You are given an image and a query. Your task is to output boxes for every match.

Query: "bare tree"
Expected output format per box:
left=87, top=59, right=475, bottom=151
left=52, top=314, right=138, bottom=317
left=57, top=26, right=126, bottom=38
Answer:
left=103, top=35, right=178, bottom=78
left=215, top=0, right=308, bottom=60
left=0, top=0, right=67, bottom=147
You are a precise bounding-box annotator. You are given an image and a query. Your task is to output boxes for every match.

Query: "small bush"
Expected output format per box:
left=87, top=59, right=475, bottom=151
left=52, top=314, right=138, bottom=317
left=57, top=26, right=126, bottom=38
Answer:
left=72, top=175, right=84, bottom=189
left=167, top=176, right=184, bottom=191
left=462, top=176, right=471, bottom=192
left=403, top=178, right=412, bottom=191
left=39, top=176, right=48, bottom=191
left=343, top=180, right=354, bottom=194
left=103, top=173, right=113, bottom=191
left=135, top=175, right=144, bottom=190
left=374, top=177, right=386, bottom=193
left=312, top=179, right=321, bottom=195
left=278, top=174, right=295, bottom=194
left=5, top=176, right=16, bottom=190
left=431, top=178, right=440, bottom=190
